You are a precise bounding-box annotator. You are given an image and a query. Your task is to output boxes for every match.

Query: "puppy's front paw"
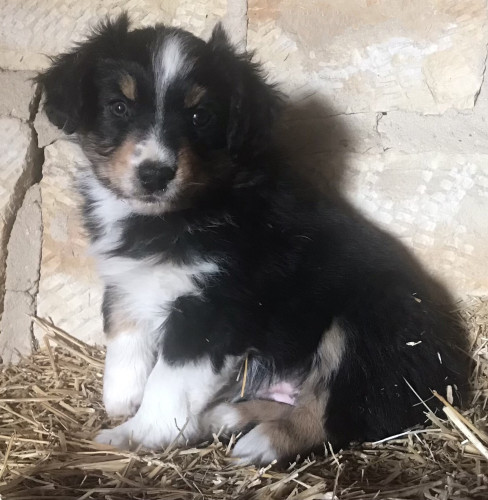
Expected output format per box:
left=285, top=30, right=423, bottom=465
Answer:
left=94, top=414, right=181, bottom=451
left=103, top=383, right=143, bottom=418
left=95, top=425, right=132, bottom=449
left=232, top=424, right=278, bottom=465
left=103, top=362, right=150, bottom=417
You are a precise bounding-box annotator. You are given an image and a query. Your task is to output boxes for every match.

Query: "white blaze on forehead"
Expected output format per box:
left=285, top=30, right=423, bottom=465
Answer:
left=153, top=33, right=194, bottom=121
left=157, top=34, right=191, bottom=84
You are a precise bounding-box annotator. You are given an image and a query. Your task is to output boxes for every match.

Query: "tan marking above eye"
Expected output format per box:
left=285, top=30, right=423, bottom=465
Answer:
left=184, top=85, right=206, bottom=108
left=120, top=73, right=137, bottom=101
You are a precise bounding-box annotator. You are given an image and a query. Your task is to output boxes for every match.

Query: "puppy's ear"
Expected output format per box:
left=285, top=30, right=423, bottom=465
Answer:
left=208, top=24, right=283, bottom=160
left=36, top=13, right=130, bottom=134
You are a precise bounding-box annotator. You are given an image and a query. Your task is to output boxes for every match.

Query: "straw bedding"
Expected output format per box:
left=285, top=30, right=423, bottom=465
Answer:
left=0, top=299, right=487, bottom=499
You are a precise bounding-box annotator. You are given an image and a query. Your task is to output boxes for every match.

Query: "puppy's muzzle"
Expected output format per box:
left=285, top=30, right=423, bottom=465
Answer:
left=138, top=161, right=175, bottom=194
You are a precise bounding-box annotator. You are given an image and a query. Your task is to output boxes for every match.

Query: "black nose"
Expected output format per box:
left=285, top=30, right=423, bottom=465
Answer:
left=138, top=161, right=175, bottom=193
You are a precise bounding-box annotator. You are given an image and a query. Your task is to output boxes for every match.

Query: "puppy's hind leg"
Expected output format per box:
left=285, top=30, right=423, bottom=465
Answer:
left=203, top=398, right=326, bottom=465
left=203, top=324, right=345, bottom=464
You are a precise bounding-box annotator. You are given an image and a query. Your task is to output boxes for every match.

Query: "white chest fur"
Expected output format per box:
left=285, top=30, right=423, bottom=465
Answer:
left=80, top=172, right=222, bottom=425
left=80, top=172, right=218, bottom=330
left=101, top=256, right=217, bottom=329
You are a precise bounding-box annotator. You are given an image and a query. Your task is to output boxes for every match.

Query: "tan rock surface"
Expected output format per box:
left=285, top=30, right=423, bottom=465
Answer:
left=0, top=0, right=486, bottom=354
left=0, top=118, right=38, bottom=313
left=35, top=139, right=104, bottom=345
left=0, top=185, right=41, bottom=364
left=378, top=71, right=488, bottom=154
left=34, top=104, right=63, bottom=149
left=325, top=151, right=488, bottom=296
left=0, top=0, right=227, bottom=70
left=0, top=70, right=38, bottom=121
left=248, top=0, right=488, bottom=114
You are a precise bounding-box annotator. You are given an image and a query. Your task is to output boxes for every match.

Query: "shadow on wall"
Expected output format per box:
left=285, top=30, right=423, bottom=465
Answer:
left=276, top=95, right=462, bottom=315
left=277, top=96, right=348, bottom=195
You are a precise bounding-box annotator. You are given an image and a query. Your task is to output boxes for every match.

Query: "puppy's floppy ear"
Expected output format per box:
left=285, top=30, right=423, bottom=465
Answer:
left=36, top=13, right=130, bottom=134
left=208, top=24, right=283, bottom=160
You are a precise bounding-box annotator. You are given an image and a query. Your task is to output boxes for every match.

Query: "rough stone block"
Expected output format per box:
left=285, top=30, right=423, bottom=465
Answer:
left=378, top=76, right=488, bottom=154
left=0, top=70, right=38, bottom=121
left=34, top=105, right=63, bottom=149
left=0, top=118, right=37, bottom=313
left=221, top=0, right=247, bottom=48
left=248, top=0, right=488, bottom=114
left=0, top=292, right=36, bottom=364
left=2, top=185, right=41, bottom=294
left=0, top=185, right=41, bottom=364
left=35, top=139, right=104, bottom=345
left=172, top=0, right=227, bottom=40
left=278, top=99, right=383, bottom=156
left=328, top=151, right=488, bottom=296
left=0, top=0, right=227, bottom=70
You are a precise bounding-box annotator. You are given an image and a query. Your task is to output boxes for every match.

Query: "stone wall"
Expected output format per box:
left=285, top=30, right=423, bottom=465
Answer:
left=0, top=0, right=487, bottom=359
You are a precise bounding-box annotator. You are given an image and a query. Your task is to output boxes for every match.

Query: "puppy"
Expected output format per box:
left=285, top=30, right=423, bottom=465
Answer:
left=37, top=14, right=469, bottom=464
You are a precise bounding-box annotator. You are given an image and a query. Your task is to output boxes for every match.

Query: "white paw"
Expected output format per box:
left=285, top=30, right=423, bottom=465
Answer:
left=103, top=357, right=152, bottom=417
left=95, top=425, right=132, bottom=449
left=232, top=425, right=278, bottom=465
left=103, top=379, right=145, bottom=417
left=95, top=414, right=188, bottom=451
left=94, top=421, right=166, bottom=450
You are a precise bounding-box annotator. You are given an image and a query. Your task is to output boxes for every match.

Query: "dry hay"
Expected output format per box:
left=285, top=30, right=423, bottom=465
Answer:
left=0, top=299, right=487, bottom=500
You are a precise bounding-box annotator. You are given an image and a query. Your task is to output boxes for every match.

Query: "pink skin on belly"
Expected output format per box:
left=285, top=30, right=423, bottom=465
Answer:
left=258, top=381, right=297, bottom=405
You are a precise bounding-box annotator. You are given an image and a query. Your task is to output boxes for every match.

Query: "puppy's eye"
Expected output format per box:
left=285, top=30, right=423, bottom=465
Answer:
left=192, top=107, right=212, bottom=128
left=110, top=101, right=128, bottom=117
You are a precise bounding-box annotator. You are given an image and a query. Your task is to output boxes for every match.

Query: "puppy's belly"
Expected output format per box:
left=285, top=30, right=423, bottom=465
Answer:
left=257, top=381, right=298, bottom=405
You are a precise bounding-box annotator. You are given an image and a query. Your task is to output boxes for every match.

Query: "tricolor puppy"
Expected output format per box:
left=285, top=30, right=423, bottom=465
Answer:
left=38, top=14, right=469, bottom=464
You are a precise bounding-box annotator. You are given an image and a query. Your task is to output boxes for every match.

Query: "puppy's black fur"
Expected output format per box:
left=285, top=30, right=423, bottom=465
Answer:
left=38, top=14, right=469, bottom=455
